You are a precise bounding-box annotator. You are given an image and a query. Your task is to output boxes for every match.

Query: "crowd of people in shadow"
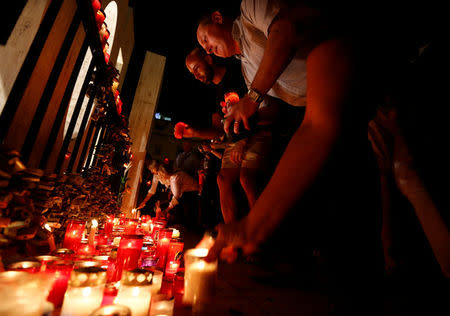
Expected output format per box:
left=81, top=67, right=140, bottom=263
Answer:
left=137, top=1, right=449, bottom=314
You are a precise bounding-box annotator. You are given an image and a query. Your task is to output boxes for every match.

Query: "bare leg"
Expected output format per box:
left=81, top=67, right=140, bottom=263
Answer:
left=239, top=167, right=260, bottom=209
left=217, top=168, right=240, bottom=223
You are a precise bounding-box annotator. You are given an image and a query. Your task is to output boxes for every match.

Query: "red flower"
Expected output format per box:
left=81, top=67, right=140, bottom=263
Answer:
left=174, top=122, right=188, bottom=139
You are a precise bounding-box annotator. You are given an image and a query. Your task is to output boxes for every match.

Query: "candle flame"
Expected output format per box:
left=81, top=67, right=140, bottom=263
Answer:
left=82, top=287, right=92, bottom=297
left=44, top=223, right=52, bottom=232
left=172, top=229, right=180, bottom=239
left=132, top=286, right=140, bottom=296
left=91, top=219, right=98, bottom=228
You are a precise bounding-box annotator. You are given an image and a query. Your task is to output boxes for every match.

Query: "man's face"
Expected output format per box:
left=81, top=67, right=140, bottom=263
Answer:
left=186, top=54, right=214, bottom=84
left=197, top=21, right=234, bottom=58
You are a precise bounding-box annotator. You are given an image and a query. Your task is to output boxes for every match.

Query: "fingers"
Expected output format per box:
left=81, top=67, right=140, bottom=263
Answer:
left=224, top=116, right=232, bottom=134
left=205, top=238, right=226, bottom=262
left=233, top=120, right=240, bottom=134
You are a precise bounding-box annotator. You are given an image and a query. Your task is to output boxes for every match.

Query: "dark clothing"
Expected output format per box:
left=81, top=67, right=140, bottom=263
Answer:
left=174, top=149, right=204, bottom=179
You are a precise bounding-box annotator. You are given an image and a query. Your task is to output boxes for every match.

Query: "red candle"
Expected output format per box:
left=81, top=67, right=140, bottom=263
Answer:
left=104, top=216, right=114, bottom=235
left=63, top=220, right=86, bottom=251
left=77, top=243, right=96, bottom=256
left=151, top=220, right=166, bottom=241
left=45, top=260, right=74, bottom=307
left=52, top=248, right=75, bottom=260
left=111, top=234, right=143, bottom=282
left=173, top=270, right=185, bottom=307
left=124, top=218, right=138, bottom=234
left=164, top=239, right=184, bottom=280
left=156, top=229, right=173, bottom=269
left=35, top=255, right=60, bottom=272
left=96, top=232, right=108, bottom=247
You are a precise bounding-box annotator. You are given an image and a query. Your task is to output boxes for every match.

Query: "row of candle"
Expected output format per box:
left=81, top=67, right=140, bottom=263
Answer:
left=1, top=214, right=218, bottom=316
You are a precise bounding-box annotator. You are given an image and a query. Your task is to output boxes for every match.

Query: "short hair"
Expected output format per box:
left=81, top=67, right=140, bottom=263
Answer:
left=186, top=47, right=207, bottom=63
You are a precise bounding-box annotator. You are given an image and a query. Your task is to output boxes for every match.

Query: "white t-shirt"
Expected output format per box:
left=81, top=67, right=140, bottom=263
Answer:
left=232, top=0, right=307, bottom=106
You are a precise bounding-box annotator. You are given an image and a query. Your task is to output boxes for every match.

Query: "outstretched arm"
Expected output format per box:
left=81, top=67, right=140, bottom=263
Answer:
left=208, top=38, right=355, bottom=260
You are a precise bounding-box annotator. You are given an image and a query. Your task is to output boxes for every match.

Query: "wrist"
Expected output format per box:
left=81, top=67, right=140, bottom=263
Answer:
left=247, top=88, right=265, bottom=104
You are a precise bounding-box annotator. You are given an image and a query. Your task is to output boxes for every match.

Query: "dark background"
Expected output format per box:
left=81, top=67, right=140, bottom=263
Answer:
left=126, top=0, right=242, bottom=128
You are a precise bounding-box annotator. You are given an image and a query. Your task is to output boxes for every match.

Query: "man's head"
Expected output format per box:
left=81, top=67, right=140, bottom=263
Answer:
left=196, top=11, right=238, bottom=58
left=185, top=48, right=215, bottom=84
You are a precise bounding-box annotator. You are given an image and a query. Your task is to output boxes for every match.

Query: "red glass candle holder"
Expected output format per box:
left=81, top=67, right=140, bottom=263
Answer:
left=156, top=229, right=173, bottom=269
left=164, top=239, right=184, bottom=280
left=63, top=220, right=86, bottom=251
left=151, top=220, right=166, bottom=241
left=123, top=218, right=139, bottom=234
left=111, top=234, right=144, bottom=282
left=77, top=242, right=97, bottom=256
left=104, top=216, right=114, bottom=235
left=52, top=248, right=75, bottom=260
left=173, top=270, right=185, bottom=307
left=35, top=255, right=60, bottom=272
left=45, top=259, right=74, bottom=307
left=96, top=232, right=108, bottom=246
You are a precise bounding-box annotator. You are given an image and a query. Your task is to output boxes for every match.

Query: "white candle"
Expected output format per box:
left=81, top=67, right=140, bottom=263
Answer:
left=150, top=269, right=163, bottom=295
left=149, top=294, right=174, bottom=316
left=88, top=219, right=98, bottom=246
left=114, top=285, right=152, bottom=316
left=60, top=285, right=104, bottom=316
left=183, top=248, right=217, bottom=305
left=114, top=268, right=153, bottom=316
left=60, top=267, right=107, bottom=316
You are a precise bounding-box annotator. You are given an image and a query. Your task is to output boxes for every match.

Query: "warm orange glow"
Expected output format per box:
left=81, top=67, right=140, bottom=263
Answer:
left=224, top=91, right=239, bottom=105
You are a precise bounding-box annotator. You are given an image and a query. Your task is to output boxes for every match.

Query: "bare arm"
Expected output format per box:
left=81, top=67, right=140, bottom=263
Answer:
left=224, top=5, right=322, bottom=132
left=208, top=38, right=355, bottom=260
left=393, top=133, right=450, bottom=278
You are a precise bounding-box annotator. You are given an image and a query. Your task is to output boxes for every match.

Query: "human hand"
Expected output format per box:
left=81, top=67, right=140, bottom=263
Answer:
left=136, top=203, right=145, bottom=210
left=230, top=140, right=246, bottom=164
left=174, top=122, right=190, bottom=139
left=205, top=218, right=259, bottom=263
left=201, top=143, right=212, bottom=152
left=224, top=95, right=260, bottom=134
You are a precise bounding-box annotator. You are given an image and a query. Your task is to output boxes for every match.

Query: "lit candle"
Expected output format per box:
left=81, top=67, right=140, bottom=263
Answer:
left=35, top=255, right=60, bottom=272
left=7, top=261, right=41, bottom=273
left=0, top=271, right=54, bottom=316
left=149, top=294, right=174, bottom=316
left=89, top=219, right=98, bottom=246
left=63, top=220, right=86, bottom=252
left=164, top=238, right=184, bottom=280
left=183, top=248, right=217, bottom=306
left=77, top=242, right=96, bottom=256
left=60, top=266, right=107, bottom=316
left=45, top=259, right=74, bottom=308
left=124, top=218, right=139, bottom=234
left=156, top=229, right=173, bottom=269
left=149, top=267, right=163, bottom=295
left=111, top=234, right=144, bottom=282
left=104, top=215, right=114, bottom=235
left=90, top=304, right=131, bottom=316
left=52, top=248, right=75, bottom=260
left=114, top=268, right=153, bottom=316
